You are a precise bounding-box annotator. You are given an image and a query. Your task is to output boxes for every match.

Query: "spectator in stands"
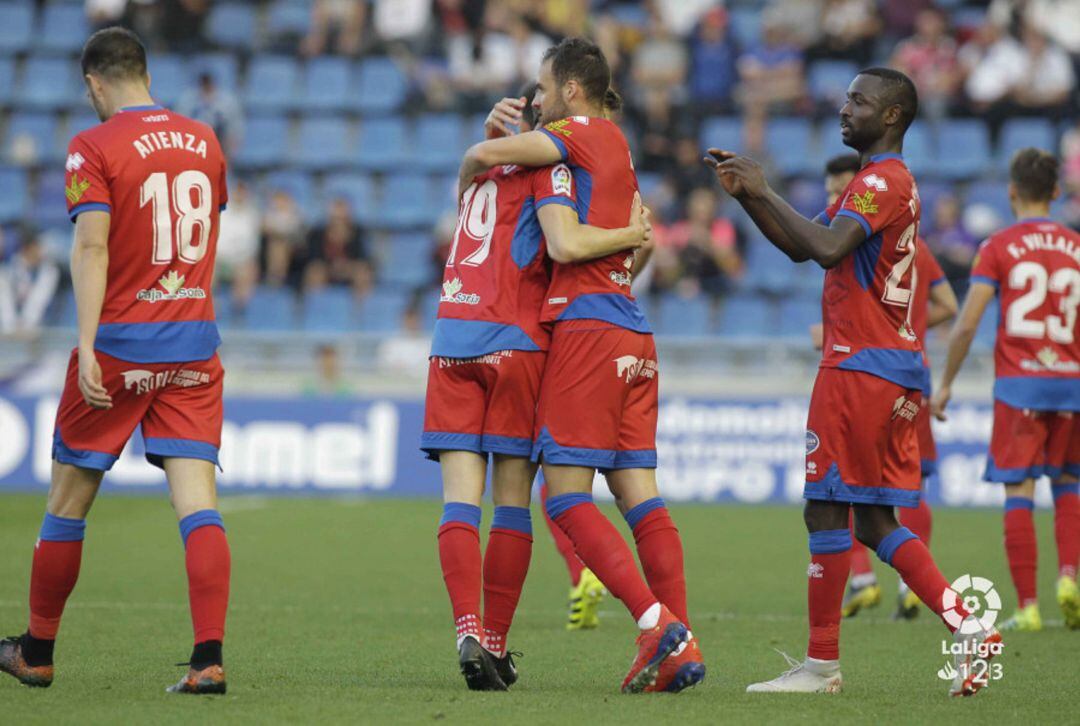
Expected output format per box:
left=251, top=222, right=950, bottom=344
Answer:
left=373, top=0, right=433, bottom=49
left=891, top=8, right=961, bottom=122
left=1061, top=118, right=1080, bottom=229
left=176, top=72, right=244, bottom=158
left=689, top=7, right=738, bottom=113
left=672, top=136, right=718, bottom=198
left=809, top=0, right=881, bottom=66
left=959, top=20, right=1026, bottom=131
left=303, top=0, right=366, bottom=56
left=377, top=292, right=431, bottom=378
left=161, top=0, right=210, bottom=52
left=665, top=188, right=742, bottom=303
left=631, top=87, right=682, bottom=173
left=762, top=0, right=824, bottom=52
left=990, top=0, right=1080, bottom=55
left=925, top=194, right=979, bottom=294
left=736, top=19, right=807, bottom=119
left=86, top=0, right=127, bottom=31
left=216, top=180, right=260, bottom=308
left=302, top=343, right=353, bottom=397
left=879, top=0, right=936, bottom=44
left=1010, top=24, right=1075, bottom=119
left=447, top=5, right=552, bottom=106
left=300, top=198, right=373, bottom=297
left=0, top=232, right=60, bottom=336
left=261, top=189, right=305, bottom=289
left=632, top=15, right=689, bottom=96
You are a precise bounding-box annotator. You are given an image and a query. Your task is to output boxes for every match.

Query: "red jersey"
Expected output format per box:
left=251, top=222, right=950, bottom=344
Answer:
left=910, top=242, right=948, bottom=385
left=971, top=218, right=1080, bottom=410
left=818, top=153, right=927, bottom=391
left=430, top=163, right=568, bottom=358
left=537, top=116, right=647, bottom=332
left=65, top=104, right=227, bottom=364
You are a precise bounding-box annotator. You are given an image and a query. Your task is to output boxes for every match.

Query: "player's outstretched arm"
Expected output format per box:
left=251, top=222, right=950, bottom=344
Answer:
left=927, top=277, right=959, bottom=330
left=704, top=150, right=864, bottom=267
left=71, top=210, right=112, bottom=410
left=931, top=281, right=995, bottom=421
left=537, top=193, right=650, bottom=264
left=458, top=131, right=564, bottom=198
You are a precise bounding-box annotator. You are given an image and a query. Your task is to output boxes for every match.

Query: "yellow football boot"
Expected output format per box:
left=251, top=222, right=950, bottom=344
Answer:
left=567, top=568, right=605, bottom=630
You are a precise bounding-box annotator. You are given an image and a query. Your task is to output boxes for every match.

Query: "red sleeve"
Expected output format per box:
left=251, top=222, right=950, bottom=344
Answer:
left=538, top=116, right=595, bottom=165
left=532, top=163, right=578, bottom=212
left=64, top=134, right=111, bottom=222
left=833, top=168, right=903, bottom=240
left=970, top=238, right=1000, bottom=288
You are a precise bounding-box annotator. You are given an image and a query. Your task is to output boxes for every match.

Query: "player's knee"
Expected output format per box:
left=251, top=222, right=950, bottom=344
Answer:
left=1004, top=478, right=1037, bottom=500
left=46, top=462, right=103, bottom=519
left=802, top=500, right=846, bottom=533
left=852, top=507, right=895, bottom=549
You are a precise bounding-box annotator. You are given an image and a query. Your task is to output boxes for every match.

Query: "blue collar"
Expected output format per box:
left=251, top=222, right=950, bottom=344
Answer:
left=119, top=104, right=164, bottom=112
left=1021, top=216, right=1054, bottom=223
left=869, top=152, right=903, bottom=163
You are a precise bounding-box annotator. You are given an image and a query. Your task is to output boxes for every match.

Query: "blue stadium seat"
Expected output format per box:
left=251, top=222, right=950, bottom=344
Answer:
left=17, top=57, right=77, bottom=110
left=381, top=232, right=434, bottom=287
left=0, top=3, right=34, bottom=53
left=301, top=57, right=353, bottom=112
left=30, top=170, right=68, bottom=227
left=916, top=180, right=951, bottom=222
left=788, top=177, right=827, bottom=220
left=301, top=288, right=355, bottom=332
left=262, top=169, right=316, bottom=213
left=729, top=7, right=762, bottom=48
left=0, top=166, right=28, bottom=223
left=964, top=181, right=1012, bottom=224
left=354, top=57, right=408, bottom=115
left=900, top=122, right=933, bottom=177
left=414, top=114, right=465, bottom=172
left=357, top=286, right=410, bottom=332
left=377, top=174, right=435, bottom=230
left=700, top=116, right=742, bottom=152
left=0, top=58, right=14, bottom=105
left=818, top=119, right=850, bottom=167
left=206, top=3, right=257, bottom=49
left=292, top=116, right=351, bottom=170
left=66, top=112, right=101, bottom=138
left=37, top=4, right=88, bottom=53
left=355, top=118, right=409, bottom=171
left=235, top=115, right=290, bottom=168
left=192, top=54, right=240, bottom=91
left=808, top=61, right=858, bottom=105
left=323, top=173, right=376, bottom=225
left=791, top=261, right=825, bottom=296
left=744, top=234, right=796, bottom=294
left=147, top=55, right=187, bottom=107
left=244, top=287, right=297, bottom=330
left=778, top=295, right=822, bottom=336
left=718, top=296, right=773, bottom=338
left=464, top=113, right=489, bottom=146
left=766, top=117, right=815, bottom=176
left=655, top=294, right=712, bottom=336
left=419, top=289, right=440, bottom=330
left=933, top=120, right=990, bottom=179
left=243, top=56, right=300, bottom=111
left=997, top=119, right=1057, bottom=170
left=267, top=0, right=312, bottom=38
left=5, top=111, right=61, bottom=164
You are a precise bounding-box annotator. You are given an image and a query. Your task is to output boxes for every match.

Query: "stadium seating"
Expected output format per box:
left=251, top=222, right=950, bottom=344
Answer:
left=808, top=61, right=858, bottom=105
left=778, top=294, right=822, bottom=337
left=766, top=117, right=815, bottom=176
left=0, top=57, right=14, bottom=105
left=235, top=115, right=290, bottom=168
left=324, top=172, right=377, bottom=225
left=301, top=287, right=356, bottom=332
left=146, top=55, right=188, bottom=108
left=357, top=286, right=410, bottom=332
left=354, top=58, right=409, bottom=115
left=0, top=3, right=34, bottom=54
left=301, top=57, right=353, bottom=112
left=381, top=232, right=435, bottom=288
left=717, top=295, right=773, bottom=338
left=414, top=114, right=466, bottom=172
left=17, top=57, right=77, bottom=110
left=262, top=169, right=317, bottom=216
left=997, top=119, right=1057, bottom=171
left=933, top=119, right=991, bottom=180
left=728, top=7, right=762, bottom=49
left=266, top=0, right=312, bottom=40
left=377, top=174, right=436, bottom=230
left=4, top=112, right=61, bottom=165
left=31, top=169, right=68, bottom=227
left=292, top=116, right=351, bottom=170
left=206, top=3, right=258, bottom=50
left=0, top=166, right=28, bottom=223
left=244, top=287, right=297, bottom=330
left=700, top=116, right=743, bottom=153
left=654, top=294, right=713, bottom=337
left=355, top=117, right=409, bottom=171
left=964, top=181, right=1013, bottom=224
left=37, top=4, right=89, bottom=54
left=243, top=56, right=300, bottom=112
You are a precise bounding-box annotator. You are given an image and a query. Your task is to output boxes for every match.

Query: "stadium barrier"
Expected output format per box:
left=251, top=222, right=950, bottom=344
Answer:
left=0, top=393, right=1036, bottom=508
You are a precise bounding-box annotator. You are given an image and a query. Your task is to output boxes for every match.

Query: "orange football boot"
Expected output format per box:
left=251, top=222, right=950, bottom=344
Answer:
left=646, top=632, right=705, bottom=693
left=0, top=635, right=54, bottom=688
left=166, top=664, right=227, bottom=695
left=621, top=606, right=688, bottom=694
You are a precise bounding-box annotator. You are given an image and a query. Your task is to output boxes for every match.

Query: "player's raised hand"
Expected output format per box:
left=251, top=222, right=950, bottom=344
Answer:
left=706, top=149, right=768, bottom=200
left=930, top=386, right=950, bottom=422
left=629, top=192, right=652, bottom=248
left=77, top=347, right=112, bottom=410
left=704, top=149, right=745, bottom=198
left=484, top=97, right=526, bottom=138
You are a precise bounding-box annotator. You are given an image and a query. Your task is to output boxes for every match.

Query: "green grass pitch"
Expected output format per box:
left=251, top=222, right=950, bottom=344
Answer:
left=1, top=493, right=1077, bottom=724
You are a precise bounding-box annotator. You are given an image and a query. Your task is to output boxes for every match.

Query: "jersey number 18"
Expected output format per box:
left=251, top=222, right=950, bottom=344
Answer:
left=140, top=170, right=213, bottom=266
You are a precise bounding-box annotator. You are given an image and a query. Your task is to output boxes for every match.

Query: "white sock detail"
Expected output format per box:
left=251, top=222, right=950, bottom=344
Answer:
left=637, top=602, right=661, bottom=630
left=850, top=573, right=877, bottom=589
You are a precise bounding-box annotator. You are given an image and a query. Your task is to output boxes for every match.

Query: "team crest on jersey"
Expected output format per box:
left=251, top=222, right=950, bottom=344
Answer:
left=65, top=174, right=90, bottom=204
left=862, top=174, right=888, bottom=192
left=544, top=119, right=573, bottom=137
left=551, top=165, right=572, bottom=197
left=65, top=152, right=85, bottom=172
left=440, top=277, right=480, bottom=305
left=136, top=270, right=207, bottom=303
left=851, top=191, right=878, bottom=215
left=805, top=430, right=820, bottom=455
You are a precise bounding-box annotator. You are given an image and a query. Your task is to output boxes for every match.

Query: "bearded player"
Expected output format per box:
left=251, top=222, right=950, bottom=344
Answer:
left=425, top=77, right=650, bottom=689
left=933, top=148, right=1080, bottom=631
left=0, top=28, right=231, bottom=694
left=457, top=38, right=704, bottom=694
left=707, top=68, right=1000, bottom=697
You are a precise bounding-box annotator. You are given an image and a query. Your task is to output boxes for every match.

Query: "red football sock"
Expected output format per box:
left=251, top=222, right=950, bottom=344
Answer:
left=438, top=504, right=483, bottom=643
left=1004, top=499, right=1038, bottom=607
left=482, top=507, right=533, bottom=658
left=29, top=540, right=83, bottom=640
left=900, top=498, right=933, bottom=547
left=887, top=535, right=969, bottom=632
left=806, top=529, right=851, bottom=661
left=547, top=494, right=656, bottom=622
left=185, top=525, right=231, bottom=644
left=1053, top=485, right=1080, bottom=580
left=541, top=483, right=584, bottom=586
left=629, top=505, right=689, bottom=625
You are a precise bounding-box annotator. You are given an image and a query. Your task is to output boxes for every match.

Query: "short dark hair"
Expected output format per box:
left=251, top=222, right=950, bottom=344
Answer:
left=603, top=87, right=623, bottom=114
left=518, top=81, right=538, bottom=128
left=825, top=154, right=861, bottom=177
left=541, top=37, right=610, bottom=105
left=1010, top=147, right=1059, bottom=202
left=857, top=67, right=918, bottom=133
left=81, top=26, right=147, bottom=82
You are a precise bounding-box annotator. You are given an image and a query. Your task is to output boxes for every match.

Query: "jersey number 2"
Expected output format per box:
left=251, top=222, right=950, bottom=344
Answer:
left=140, top=171, right=213, bottom=265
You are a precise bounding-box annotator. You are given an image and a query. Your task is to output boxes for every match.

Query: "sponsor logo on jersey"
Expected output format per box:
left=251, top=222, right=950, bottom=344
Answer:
left=122, top=367, right=211, bottom=395
left=65, top=152, right=85, bottom=172
left=613, top=355, right=657, bottom=383
left=850, top=190, right=878, bottom=216
left=1022, top=347, right=1080, bottom=373
left=65, top=174, right=90, bottom=204
left=548, top=296, right=567, bottom=305
left=544, top=119, right=573, bottom=137
left=551, top=164, right=572, bottom=197
left=805, top=430, right=820, bottom=454
left=862, top=173, right=888, bottom=192
left=437, top=350, right=513, bottom=367
left=136, top=270, right=207, bottom=303
left=807, top=562, right=824, bottom=578
left=892, top=395, right=919, bottom=422
left=440, top=277, right=480, bottom=305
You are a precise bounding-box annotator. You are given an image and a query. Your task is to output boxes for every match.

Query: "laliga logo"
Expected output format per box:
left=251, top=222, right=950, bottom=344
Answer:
left=942, top=574, right=1001, bottom=634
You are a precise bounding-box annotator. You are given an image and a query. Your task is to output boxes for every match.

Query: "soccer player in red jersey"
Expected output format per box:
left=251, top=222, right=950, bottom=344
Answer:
left=708, top=68, right=999, bottom=696
left=458, top=39, right=704, bottom=694
left=425, top=84, right=650, bottom=689
left=0, top=29, right=231, bottom=694
left=933, top=148, right=1080, bottom=631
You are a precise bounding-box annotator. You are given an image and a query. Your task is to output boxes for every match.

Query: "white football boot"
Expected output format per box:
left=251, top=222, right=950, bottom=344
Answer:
left=746, top=651, right=842, bottom=694
left=949, top=615, right=1003, bottom=697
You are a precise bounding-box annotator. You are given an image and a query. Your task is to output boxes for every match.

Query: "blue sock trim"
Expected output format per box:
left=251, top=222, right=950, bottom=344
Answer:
left=40, top=513, right=86, bottom=542
left=875, top=526, right=917, bottom=566
left=1052, top=483, right=1080, bottom=501
left=440, top=502, right=481, bottom=529
left=545, top=492, right=592, bottom=520
left=178, top=509, right=225, bottom=546
left=624, top=497, right=666, bottom=529
left=807, top=528, right=851, bottom=554
left=1005, top=497, right=1035, bottom=512
left=491, top=506, right=532, bottom=535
